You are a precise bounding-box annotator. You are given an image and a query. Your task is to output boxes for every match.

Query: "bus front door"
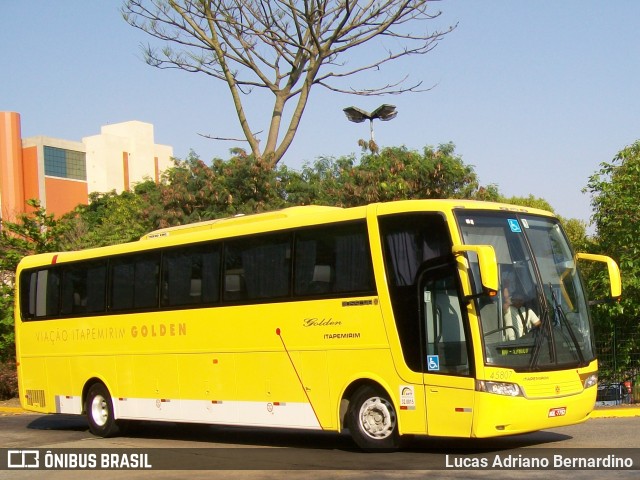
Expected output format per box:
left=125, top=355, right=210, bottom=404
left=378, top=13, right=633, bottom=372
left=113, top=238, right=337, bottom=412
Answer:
left=420, top=262, right=475, bottom=437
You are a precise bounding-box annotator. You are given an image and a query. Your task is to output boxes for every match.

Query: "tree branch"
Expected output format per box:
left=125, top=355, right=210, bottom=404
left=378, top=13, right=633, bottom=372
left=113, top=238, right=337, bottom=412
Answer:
left=122, top=0, right=456, bottom=165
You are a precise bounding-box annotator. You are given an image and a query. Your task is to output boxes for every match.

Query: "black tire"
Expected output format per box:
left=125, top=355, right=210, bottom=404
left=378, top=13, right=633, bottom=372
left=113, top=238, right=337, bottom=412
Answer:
left=85, top=383, right=119, bottom=438
left=347, top=385, right=400, bottom=451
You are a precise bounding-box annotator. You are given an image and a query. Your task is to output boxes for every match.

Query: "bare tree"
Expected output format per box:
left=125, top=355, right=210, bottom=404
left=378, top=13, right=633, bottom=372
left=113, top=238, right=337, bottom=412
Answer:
left=122, top=0, right=455, bottom=166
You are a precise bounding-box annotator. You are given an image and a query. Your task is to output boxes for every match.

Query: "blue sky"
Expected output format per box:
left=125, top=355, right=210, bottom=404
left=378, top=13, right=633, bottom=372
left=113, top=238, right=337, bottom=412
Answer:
left=2, top=1, right=640, bottom=227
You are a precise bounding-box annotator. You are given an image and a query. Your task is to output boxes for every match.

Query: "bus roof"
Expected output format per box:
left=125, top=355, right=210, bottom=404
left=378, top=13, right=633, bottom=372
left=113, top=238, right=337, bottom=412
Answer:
left=139, top=205, right=343, bottom=241
left=140, top=200, right=555, bottom=242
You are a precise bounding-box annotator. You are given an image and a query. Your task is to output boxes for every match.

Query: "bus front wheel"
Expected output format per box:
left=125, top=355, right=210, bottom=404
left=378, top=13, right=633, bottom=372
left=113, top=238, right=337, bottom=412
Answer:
left=347, top=385, right=399, bottom=451
left=85, top=383, right=118, bottom=437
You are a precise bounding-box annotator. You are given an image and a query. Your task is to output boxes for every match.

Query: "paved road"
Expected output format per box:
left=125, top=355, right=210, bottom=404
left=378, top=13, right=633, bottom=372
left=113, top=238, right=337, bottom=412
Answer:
left=1, top=411, right=639, bottom=479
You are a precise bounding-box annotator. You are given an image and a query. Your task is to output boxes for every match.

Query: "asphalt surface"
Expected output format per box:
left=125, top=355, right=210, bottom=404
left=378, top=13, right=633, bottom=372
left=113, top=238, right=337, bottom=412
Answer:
left=2, top=400, right=639, bottom=479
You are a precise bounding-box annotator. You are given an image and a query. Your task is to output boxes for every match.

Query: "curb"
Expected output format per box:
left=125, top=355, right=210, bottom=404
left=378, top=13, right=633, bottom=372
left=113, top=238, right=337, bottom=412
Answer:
left=590, top=407, right=640, bottom=419
left=0, top=406, right=27, bottom=414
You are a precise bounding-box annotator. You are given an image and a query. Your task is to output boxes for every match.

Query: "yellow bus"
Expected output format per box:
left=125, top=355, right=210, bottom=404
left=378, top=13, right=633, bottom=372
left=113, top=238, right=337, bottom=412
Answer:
left=14, top=200, right=621, bottom=450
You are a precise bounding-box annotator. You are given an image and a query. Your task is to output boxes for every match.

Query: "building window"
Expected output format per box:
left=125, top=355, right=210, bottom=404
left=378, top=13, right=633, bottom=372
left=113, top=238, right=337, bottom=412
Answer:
left=44, top=146, right=87, bottom=181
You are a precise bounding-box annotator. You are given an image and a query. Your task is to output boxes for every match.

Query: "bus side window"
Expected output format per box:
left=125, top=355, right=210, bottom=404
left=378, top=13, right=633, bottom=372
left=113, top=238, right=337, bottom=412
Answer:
left=294, top=222, right=374, bottom=297
left=21, top=271, right=37, bottom=319
left=21, top=269, right=61, bottom=319
left=224, top=233, right=291, bottom=302
left=60, top=262, right=107, bottom=315
left=162, top=244, right=221, bottom=307
left=21, top=271, right=36, bottom=319
left=43, top=269, right=61, bottom=317
left=85, top=263, right=107, bottom=313
left=110, top=253, right=160, bottom=311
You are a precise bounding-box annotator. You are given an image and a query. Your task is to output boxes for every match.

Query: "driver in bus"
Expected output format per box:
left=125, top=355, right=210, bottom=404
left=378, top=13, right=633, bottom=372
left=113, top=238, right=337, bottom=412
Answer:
left=502, top=289, right=541, bottom=340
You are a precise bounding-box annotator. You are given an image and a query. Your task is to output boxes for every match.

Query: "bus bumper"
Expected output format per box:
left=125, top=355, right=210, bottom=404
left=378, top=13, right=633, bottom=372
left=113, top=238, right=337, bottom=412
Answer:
left=471, top=389, right=596, bottom=438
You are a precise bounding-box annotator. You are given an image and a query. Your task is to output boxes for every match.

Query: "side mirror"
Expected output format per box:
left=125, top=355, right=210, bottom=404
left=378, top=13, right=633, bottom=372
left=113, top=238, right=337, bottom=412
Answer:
left=576, top=252, right=622, bottom=299
left=452, top=244, right=499, bottom=296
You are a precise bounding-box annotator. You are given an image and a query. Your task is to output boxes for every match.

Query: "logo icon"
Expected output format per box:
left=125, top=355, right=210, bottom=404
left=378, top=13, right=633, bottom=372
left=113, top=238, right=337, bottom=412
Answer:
left=7, top=450, right=40, bottom=469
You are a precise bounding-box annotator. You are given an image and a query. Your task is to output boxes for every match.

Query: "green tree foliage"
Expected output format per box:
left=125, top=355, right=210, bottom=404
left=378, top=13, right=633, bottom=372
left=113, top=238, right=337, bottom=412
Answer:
left=288, top=143, right=487, bottom=206
left=61, top=187, right=158, bottom=249
left=561, top=218, right=590, bottom=254
left=498, top=194, right=555, bottom=212
left=150, top=150, right=288, bottom=227
left=585, top=141, right=640, bottom=341
left=0, top=200, right=63, bottom=360
left=115, top=143, right=488, bottom=230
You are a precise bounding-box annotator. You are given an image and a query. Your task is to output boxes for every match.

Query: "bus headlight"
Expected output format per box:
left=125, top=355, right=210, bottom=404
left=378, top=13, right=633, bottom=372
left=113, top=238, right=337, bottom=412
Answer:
left=579, top=372, right=598, bottom=389
left=476, top=380, right=523, bottom=397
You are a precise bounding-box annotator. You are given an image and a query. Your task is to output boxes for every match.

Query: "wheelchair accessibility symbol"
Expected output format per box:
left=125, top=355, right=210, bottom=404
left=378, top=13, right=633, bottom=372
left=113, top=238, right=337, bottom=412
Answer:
left=508, top=219, right=522, bottom=233
left=427, top=355, right=440, bottom=371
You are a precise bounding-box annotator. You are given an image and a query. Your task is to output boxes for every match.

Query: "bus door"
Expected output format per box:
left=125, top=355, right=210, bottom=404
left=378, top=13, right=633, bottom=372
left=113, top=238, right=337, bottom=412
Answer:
left=418, top=261, right=475, bottom=437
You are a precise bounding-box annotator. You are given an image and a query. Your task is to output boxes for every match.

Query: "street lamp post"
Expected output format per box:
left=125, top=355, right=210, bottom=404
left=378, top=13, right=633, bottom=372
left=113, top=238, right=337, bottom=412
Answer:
left=343, top=104, right=397, bottom=143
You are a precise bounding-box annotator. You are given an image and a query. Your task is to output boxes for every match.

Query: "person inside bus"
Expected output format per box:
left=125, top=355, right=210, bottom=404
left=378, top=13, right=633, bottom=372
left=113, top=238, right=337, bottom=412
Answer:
left=502, top=288, right=541, bottom=340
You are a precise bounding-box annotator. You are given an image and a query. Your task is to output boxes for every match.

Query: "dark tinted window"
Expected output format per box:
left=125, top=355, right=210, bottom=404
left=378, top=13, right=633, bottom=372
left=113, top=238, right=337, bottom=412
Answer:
left=224, top=234, right=291, bottom=301
left=61, top=261, right=107, bottom=315
left=110, top=253, right=160, bottom=311
left=19, top=220, right=378, bottom=321
left=380, top=214, right=450, bottom=288
left=295, top=222, right=375, bottom=296
left=162, top=244, right=221, bottom=307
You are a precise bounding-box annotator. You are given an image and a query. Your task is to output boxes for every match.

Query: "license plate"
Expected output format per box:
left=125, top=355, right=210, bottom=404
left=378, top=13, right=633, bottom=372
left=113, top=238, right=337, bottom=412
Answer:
left=548, top=407, right=567, bottom=417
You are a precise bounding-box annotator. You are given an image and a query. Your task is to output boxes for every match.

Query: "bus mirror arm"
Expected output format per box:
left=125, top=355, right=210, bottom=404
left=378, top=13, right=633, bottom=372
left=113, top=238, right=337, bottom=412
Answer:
left=452, top=245, right=499, bottom=297
left=575, top=252, right=622, bottom=300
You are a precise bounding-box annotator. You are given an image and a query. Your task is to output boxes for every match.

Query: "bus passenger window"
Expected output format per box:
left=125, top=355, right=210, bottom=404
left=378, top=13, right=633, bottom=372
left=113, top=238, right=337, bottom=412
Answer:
left=223, top=233, right=291, bottom=302
left=21, top=269, right=61, bottom=319
left=110, top=253, right=160, bottom=311
left=162, top=245, right=220, bottom=307
left=60, top=262, right=107, bottom=315
left=294, top=222, right=374, bottom=297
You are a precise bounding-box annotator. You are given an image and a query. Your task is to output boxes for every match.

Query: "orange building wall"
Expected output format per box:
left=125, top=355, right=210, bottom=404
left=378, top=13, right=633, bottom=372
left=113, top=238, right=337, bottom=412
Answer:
left=45, top=177, right=88, bottom=218
left=0, top=111, right=26, bottom=220
left=21, top=145, right=40, bottom=210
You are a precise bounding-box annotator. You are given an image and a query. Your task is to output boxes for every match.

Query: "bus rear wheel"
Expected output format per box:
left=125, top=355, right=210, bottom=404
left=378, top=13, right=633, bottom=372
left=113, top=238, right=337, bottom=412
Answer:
left=85, top=383, right=118, bottom=437
left=347, top=385, right=399, bottom=451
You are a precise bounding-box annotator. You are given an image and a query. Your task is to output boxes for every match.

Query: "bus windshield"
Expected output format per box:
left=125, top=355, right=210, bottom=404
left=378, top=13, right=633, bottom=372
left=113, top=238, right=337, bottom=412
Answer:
left=457, top=211, right=594, bottom=371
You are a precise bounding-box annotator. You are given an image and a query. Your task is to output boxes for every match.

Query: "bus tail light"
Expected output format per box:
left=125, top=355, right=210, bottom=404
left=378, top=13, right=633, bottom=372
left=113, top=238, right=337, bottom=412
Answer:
left=476, top=380, right=523, bottom=397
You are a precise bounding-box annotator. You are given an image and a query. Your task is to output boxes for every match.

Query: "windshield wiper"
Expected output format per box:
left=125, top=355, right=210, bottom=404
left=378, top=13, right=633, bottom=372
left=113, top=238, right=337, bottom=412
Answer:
left=529, top=286, right=552, bottom=369
left=549, top=285, right=586, bottom=365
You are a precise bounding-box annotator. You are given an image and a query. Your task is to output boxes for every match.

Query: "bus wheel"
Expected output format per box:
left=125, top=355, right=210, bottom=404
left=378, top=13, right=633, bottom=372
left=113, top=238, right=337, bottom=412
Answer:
left=347, top=385, right=399, bottom=451
left=85, top=383, right=118, bottom=437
